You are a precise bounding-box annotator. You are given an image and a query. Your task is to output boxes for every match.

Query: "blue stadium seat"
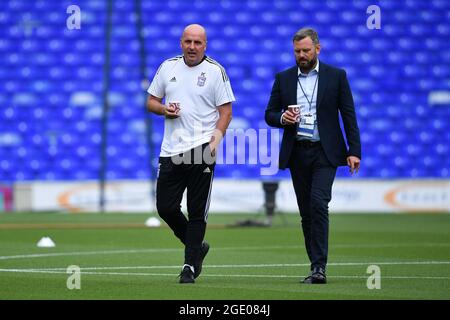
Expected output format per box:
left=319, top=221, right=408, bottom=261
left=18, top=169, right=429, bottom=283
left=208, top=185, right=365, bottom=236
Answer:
left=0, top=0, right=448, bottom=181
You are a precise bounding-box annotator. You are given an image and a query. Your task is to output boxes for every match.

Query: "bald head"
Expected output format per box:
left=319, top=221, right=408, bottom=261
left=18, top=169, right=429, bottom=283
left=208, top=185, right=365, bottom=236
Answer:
left=182, top=24, right=207, bottom=43
left=180, top=24, right=207, bottom=67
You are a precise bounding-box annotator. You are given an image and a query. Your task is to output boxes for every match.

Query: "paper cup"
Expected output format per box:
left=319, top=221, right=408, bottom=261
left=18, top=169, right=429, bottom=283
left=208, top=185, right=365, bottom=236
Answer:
left=288, top=105, right=300, bottom=122
left=168, top=101, right=181, bottom=112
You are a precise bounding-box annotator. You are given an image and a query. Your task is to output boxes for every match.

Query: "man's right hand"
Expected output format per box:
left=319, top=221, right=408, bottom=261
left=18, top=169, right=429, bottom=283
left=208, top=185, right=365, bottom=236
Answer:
left=281, top=110, right=298, bottom=125
left=164, top=105, right=180, bottom=119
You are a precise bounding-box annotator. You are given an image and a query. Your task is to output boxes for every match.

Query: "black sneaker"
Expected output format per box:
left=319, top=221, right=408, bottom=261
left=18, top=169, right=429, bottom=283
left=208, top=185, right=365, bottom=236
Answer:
left=179, top=266, right=195, bottom=284
left=194, top=241, right=210, bottom=279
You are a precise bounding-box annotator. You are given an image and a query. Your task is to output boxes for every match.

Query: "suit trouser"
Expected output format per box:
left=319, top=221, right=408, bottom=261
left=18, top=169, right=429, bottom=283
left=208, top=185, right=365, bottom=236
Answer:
left=156, top=143, right=215, bottom=266
left=289, top=141, right=337, bottom=270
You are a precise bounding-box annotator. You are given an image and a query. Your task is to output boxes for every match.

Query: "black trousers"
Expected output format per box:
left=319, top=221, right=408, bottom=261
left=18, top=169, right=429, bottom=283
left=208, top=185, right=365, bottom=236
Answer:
left=289, top=141, right=337, bottom=271
left=156, top=143, right=215, bottom=266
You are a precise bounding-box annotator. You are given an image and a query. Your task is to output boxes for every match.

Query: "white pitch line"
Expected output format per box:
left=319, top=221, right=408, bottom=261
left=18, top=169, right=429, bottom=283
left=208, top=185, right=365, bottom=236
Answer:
left=0, top=268, right=449, bottom=280
left=1, top=243, right=450, bottom=261
left=9, top=260, right=450, bottom=272
left=1, top=261, right=450, bottom=273
left=0, top=248, right=181, bottom=261
left=0, top=246, right=295, bottom=261
left=332, top=243, right=450, bottom=248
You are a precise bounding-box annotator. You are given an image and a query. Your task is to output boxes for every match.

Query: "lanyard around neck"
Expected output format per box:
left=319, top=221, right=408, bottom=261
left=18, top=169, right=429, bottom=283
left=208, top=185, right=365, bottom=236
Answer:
left=297, top=74, right=318, bottom=113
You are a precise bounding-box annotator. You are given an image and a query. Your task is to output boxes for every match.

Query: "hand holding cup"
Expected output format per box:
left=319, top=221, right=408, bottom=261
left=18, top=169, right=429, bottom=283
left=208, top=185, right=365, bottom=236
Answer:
left=165, top=101, right=181, bottom=119
left=282, top=105, right=301, bottom=125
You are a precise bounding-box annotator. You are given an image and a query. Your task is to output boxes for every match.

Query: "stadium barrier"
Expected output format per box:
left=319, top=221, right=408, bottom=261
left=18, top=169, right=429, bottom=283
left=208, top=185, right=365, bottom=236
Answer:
left=12, top=179, right=450, bottom=213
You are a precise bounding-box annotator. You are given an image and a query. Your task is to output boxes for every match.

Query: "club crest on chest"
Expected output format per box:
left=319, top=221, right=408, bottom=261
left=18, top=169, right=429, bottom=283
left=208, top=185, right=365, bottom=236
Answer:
left=197, top=72, right=206, bottom=87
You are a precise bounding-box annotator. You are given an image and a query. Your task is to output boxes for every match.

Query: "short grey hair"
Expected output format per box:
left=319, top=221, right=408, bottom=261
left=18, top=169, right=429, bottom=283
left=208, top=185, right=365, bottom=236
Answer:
left=292, top=27, right=319, bottom=44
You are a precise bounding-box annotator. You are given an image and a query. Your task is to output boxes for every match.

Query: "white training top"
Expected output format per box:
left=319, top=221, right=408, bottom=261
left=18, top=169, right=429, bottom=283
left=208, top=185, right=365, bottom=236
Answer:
left=148, top=55, right=235, bottom=157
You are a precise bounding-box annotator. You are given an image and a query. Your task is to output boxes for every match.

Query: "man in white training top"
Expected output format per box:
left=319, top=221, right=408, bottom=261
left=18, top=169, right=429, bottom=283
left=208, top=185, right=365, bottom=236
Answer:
left=147, top=24, right=235, bottom=284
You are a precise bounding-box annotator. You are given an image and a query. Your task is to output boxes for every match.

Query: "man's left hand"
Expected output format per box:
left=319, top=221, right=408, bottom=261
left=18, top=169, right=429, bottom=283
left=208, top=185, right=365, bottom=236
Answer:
left=208, top=142, right=217, bottom=157
left=347, top=156, right=361, bottom=175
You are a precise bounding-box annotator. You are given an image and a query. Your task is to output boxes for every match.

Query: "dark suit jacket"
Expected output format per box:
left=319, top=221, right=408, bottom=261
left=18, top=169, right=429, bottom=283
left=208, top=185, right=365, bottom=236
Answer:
left=265, top=61, right=361, bottom=169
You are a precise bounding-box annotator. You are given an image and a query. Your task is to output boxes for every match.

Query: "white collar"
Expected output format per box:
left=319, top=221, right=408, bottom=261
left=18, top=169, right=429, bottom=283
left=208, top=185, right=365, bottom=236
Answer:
left=298, top=59, right=320, bottom=76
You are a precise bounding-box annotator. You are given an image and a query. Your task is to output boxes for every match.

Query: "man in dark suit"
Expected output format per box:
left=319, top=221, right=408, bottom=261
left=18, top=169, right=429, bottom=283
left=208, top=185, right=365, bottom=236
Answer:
left=265, top=28, right=361, bottom=284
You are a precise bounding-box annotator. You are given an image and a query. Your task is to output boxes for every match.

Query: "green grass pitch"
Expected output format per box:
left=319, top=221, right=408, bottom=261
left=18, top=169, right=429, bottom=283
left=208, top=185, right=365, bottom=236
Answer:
left=0, top=212, right=449, bottom=300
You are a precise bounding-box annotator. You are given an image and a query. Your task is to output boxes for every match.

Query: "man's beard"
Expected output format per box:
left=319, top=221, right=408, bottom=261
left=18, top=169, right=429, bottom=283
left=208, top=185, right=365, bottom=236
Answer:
left=297, top=56, right=317, bottom=73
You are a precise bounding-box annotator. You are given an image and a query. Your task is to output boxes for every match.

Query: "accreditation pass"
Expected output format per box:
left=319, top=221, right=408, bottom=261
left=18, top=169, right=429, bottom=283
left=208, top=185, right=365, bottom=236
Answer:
left=297, top=113, right=316, bottom=138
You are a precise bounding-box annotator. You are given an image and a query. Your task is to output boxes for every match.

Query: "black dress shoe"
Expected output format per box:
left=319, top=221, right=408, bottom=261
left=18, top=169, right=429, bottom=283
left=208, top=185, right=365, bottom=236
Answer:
left=301, top=267, right=327, bottom=284
left=194, top=241, right=210, bottom=279
left=301, top=274, right=312, bottom=284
